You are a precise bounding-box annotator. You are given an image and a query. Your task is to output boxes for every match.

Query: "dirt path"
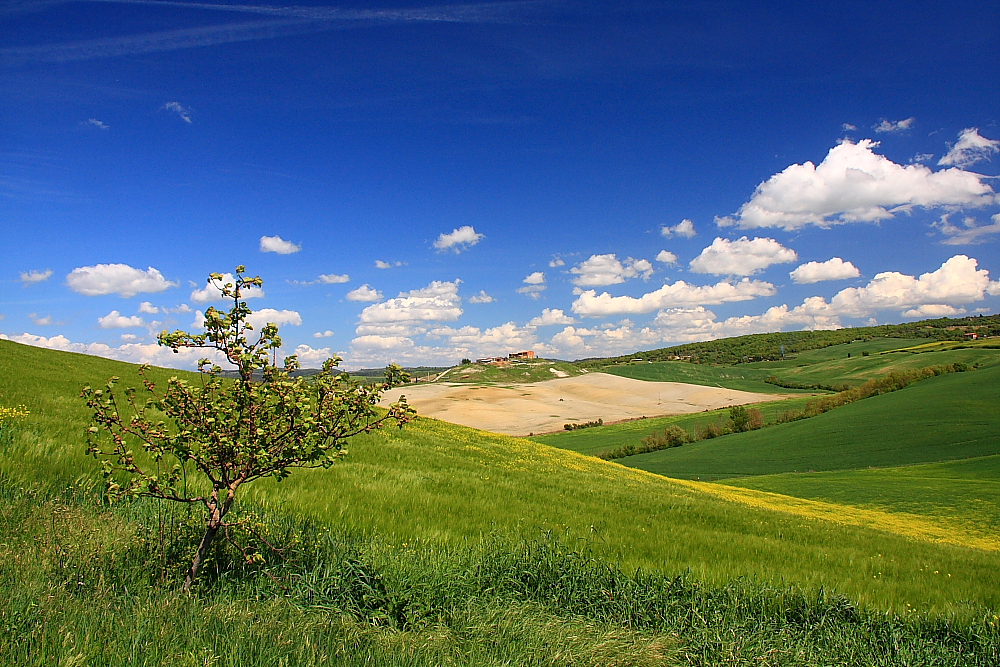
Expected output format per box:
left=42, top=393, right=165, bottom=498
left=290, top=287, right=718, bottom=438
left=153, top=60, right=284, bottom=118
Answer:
left=380, top=372, right=786, bottom=436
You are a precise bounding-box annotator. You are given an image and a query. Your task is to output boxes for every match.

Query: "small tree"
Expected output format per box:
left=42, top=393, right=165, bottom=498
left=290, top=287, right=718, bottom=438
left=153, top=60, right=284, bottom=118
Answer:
left=729, top=405, right=751, bottom=433
left=82, top=267, right=414, bottom=590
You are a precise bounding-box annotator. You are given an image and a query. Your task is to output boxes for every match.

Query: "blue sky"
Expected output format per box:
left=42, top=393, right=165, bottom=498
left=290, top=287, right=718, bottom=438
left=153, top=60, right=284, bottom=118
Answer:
left=3, top=0, right=999, bottom=369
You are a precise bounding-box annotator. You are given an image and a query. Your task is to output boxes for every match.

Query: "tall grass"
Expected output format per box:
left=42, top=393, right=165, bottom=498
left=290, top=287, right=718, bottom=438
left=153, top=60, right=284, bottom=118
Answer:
left=3, top=484, right=998, bottom=666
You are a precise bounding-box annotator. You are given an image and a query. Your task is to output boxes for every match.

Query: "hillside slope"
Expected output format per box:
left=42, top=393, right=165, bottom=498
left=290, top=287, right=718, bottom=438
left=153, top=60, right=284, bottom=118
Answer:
left=1, top=339, right=999, bottom=615
left=617, top=364, right=1000, bottom=480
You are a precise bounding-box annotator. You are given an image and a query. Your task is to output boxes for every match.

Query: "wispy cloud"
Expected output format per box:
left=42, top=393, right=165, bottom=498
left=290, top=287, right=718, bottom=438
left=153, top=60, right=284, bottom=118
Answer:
left=2, top=1, right=548, bottom=65
left=83, top=118, right=109, bottom=130
left=20, top=268, right=53, bottom=285
left=873, top=117, right=915, bottom=133
left=162, top=101, right=192, bottom=123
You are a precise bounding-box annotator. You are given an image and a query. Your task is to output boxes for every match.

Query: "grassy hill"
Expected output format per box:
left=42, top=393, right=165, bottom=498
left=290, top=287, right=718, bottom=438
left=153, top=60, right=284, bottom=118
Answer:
left=439, top=358, right=585, bottom=384
left=0, top=338, right=997, bottom=607
left=2, top=339, right=999, bottom=664
left=529, top=396, right=816, bottom=457
left=724, top=454, right=1000, bottom=549
left=613, top=364, right=1000, bottom=480
left=602, top=338, right=1000, bottom=392
left=577, top=313, right=1000, bottom=367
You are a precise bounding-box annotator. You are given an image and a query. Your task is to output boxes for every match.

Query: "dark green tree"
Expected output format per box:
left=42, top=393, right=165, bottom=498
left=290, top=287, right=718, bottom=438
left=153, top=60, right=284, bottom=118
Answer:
left=83, top=267, right=414, bottom=590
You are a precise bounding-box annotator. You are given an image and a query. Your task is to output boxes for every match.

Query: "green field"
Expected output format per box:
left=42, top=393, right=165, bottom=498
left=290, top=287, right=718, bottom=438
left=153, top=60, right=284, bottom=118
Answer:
left=604, top=338, right=1000, bottom=392
left=3, top=338, right=1000, bottom=664
left=725, top=455, right=1000, bottom=547
left=614, top=364, right=1000, bottom=480
left=529, top=396, right=815, bottom=457
left=599, top=360, right=796, bottom=393
left=746, top=346, right=1000, bottom=388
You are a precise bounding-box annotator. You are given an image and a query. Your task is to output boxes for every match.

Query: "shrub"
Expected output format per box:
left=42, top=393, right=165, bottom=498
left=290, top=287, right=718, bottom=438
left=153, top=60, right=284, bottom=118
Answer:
left=729, top=405, right=750, bottom=433
left=82, top=267, right=415, bottom=590
left=597, top=425, right=689, bottom=460
left=564, top=418, right=603, bottom=431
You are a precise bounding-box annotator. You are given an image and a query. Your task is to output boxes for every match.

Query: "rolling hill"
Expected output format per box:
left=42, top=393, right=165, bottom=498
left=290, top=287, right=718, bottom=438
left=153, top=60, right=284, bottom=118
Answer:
left=2, top=338, right=999, bottom=664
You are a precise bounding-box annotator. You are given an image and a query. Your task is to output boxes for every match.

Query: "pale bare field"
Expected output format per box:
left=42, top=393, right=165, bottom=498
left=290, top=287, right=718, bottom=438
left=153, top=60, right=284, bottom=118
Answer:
left=380, top=372, right=784, bottom=436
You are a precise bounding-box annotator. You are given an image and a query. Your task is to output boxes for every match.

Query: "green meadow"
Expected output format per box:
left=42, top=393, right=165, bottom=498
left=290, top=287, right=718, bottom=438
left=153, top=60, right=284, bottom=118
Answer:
left=2, top=338, right=1000, bottom=664
left=613, top=363, right=1000, bottom=480
left=529, top=396, right=816, bottom=457
left=604, top=337, right=1000, bottom=392
left=725, top=454, right=1000, bottom=548
left=599, top=359, right=795, bottom=393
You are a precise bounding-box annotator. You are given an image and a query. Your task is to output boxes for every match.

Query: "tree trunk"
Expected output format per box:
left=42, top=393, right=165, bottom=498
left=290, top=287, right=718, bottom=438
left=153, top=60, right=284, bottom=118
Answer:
left=183, top=523, right=219, bottom=592
left=183, top=486, right=235, bottom=592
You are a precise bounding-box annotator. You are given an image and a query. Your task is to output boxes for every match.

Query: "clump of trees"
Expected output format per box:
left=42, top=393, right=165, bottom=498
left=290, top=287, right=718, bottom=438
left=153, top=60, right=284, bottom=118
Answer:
left=564, top=418, right=603, bottom=431
left=597, top=425, right=689, bottom=460
left=82, top=267, right=415, bottom=590
left=696, top=406, right=764, bottom=439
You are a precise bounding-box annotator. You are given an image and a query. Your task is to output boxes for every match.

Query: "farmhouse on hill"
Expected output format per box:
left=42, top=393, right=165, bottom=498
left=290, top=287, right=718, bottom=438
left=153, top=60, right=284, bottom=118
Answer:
left=475, top=350, right=536, bottom=365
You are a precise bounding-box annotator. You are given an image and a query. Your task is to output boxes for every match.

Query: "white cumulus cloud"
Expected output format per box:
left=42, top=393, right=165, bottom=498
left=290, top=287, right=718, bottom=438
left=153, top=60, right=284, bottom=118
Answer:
left=259, top=235, right=302, bottom=254
left=528, top=308, right=576, bottom=327
left=789, top=258, right=861, bottom=284
left=433, top=225, right=484, bottom=252
left=29, top=313, right=54, bottom=326
left=292, top=344, right=335, bottom=366
left=318, top=273, right=350, bottom=284
left=822, top=254, right=998, bottom=318
left=689, top=237, right=797, bottom=276
left=655, top=250, right=678, bottom=265
left=351, top=335, right=416, bottom=351
left=660, top=219, right=696, bottom=238
left=20, top=269, right=53, bottom=285
left=245, top=309, right=302, bottom=330
left=2, top=333, right=230, bottom=370
left=717, top=139, right=996, bottom=230
left=517, top=272, right=546, bottom=299
left=189, top=273, right=264, bottom=303
left=549, top=257, right=566, bottom=267
left=98, top=310, right=145, bottom=328
left=571, top=278, right=775, bottom=317
left=432, top=322, right=538, bottom=356
left=346, top=284, right=383, bottom=302
left=570, top=254, right=654, bottom=287
left=938, top=128, right=1000, bottom=168
left=313, top=330, right=334, bottom=338
left=138, top=301, right=160, bottom=314
left=468, top=290, right=494, bottom=304
left=355, top=280, right=462, bottom=334
left=68, top=264, right=178, bottom=298
left=901, top=304, right=966, bottom=318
